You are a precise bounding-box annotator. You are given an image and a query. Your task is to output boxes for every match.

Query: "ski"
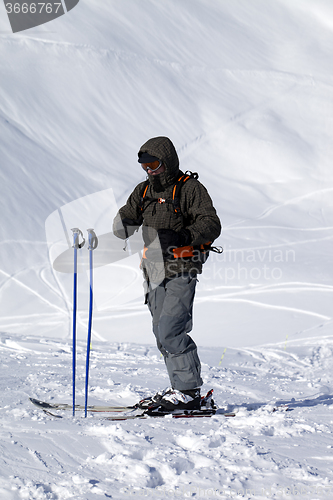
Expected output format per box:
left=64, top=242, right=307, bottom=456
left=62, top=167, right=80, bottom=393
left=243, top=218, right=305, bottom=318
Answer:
left=106, top=408, right=237, bottom=421
left=29, top=398, right=236, bottom=420
left=29, top=389, right=217, bottom=414
left=105, top=403, right=289, bottom=421
left=29, top=398, right=136, bottom=413
left=29, top=390, right=288, bottom=420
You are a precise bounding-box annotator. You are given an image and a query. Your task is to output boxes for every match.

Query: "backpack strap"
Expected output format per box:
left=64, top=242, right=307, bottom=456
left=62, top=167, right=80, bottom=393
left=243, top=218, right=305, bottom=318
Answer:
left=138, top=172, right=222, bottom=264
left=138, top=172, right=199, bottom=216
left=139, top=180, right=150, bottom=212
left=172, top=171, right=198, bottom=214
left=171, top=242, right=223, bottom=260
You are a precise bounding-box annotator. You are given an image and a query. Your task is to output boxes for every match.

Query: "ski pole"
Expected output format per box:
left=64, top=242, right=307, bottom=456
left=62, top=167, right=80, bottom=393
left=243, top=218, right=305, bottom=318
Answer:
left=84, top=228, right=98, bottom=417
left=71, top=228, right=85, bottom=417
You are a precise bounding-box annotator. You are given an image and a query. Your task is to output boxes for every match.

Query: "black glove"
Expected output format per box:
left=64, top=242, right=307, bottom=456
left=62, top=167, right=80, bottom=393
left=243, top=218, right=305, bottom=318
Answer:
left=157, top=228, right=191, bottom=254
left=114, top=216, right=142, bottom=239
left=122, top=217, right=143, bottom=238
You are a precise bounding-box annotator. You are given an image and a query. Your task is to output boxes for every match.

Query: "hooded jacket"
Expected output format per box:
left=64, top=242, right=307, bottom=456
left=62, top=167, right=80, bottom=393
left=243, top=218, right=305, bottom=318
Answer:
left=113, top=137, right=221, bottom=280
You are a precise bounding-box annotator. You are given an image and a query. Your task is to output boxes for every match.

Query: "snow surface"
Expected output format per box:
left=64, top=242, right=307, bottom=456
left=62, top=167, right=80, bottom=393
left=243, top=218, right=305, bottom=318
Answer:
left=0, top=0, right=333, bottom=498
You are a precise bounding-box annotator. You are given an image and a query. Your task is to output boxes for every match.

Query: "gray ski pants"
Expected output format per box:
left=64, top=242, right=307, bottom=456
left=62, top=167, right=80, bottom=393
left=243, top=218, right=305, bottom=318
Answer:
left=146, top=273, right=203, bottom=391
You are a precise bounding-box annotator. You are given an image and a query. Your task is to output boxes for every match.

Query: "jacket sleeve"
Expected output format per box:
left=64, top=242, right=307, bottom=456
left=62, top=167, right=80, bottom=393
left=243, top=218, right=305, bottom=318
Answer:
left=112, top=183, right=144, bottom=239
left=183, top=180, right=221, bottom=246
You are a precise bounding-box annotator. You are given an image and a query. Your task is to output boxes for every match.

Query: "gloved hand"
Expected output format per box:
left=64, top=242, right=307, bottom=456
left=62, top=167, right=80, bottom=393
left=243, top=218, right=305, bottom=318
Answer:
left=157, top=228, right=191, bottom=254
left=113, top=215, right=143, bottom=239
left=122, top=217, right=143, bottom=238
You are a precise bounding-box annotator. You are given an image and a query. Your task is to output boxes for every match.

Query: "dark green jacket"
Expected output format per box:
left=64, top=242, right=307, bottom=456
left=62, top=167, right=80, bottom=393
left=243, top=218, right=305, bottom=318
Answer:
left=113, top=137, right=221, bottom=280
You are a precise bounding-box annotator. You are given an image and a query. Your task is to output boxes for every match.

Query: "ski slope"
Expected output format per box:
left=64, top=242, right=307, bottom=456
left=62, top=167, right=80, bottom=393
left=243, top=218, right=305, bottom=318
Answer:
left=0, top=0, right=333, bottom=498
left=1, top=336, right=333, bottom=499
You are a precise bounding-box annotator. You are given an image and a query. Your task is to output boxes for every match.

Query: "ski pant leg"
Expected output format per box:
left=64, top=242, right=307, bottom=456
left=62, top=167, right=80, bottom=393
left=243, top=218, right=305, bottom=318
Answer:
left=146, top=273, right=203, bottom=391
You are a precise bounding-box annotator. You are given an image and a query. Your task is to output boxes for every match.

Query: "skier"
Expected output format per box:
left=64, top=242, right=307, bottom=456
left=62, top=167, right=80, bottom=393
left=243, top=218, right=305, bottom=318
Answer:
left=113, top=136, right=221, bottom=410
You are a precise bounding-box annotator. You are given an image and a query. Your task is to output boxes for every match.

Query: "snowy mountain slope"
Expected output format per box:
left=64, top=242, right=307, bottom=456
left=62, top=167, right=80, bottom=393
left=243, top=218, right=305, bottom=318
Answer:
left=0, top=0, right=332, bottom=345
left=1, top=335, right=333, bottom=499
left=0, top=0, right=333, bottom=497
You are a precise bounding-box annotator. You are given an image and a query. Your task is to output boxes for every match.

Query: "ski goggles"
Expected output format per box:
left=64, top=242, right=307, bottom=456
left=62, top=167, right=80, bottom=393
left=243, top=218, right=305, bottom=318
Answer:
left=141, top=160, right=163, bottom=172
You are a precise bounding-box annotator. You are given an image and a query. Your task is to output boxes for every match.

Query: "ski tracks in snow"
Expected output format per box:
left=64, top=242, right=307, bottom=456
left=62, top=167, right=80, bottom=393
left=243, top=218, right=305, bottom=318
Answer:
left=1, top=336, right=333, bottom=498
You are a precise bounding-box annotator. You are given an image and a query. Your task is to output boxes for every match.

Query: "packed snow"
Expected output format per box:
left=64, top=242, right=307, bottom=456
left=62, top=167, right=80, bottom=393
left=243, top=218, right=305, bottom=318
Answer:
left=0, top=0, right=333, bottom=498
left=2, top=336, right=333, bottom=499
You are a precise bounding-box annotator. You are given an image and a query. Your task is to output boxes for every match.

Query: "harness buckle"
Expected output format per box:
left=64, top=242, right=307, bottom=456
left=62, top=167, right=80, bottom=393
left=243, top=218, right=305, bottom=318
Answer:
left=158, top=198, right=166, bottom=204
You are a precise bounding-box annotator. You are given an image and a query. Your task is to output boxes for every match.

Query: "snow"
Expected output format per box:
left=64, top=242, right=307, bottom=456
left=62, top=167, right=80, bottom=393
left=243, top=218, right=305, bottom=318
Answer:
left=0, top=0, right=333, bottom=498
left=2, top=336, right=333, bottom=499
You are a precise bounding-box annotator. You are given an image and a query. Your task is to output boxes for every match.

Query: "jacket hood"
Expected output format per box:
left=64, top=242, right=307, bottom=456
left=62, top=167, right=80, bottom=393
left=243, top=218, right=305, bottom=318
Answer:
left=138, top=136, right=180, bottom=191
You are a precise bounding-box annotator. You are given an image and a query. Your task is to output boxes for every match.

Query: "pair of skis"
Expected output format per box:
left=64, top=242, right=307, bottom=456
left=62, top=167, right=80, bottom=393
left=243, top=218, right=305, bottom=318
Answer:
left=29, top=398, right=236, bottom=420
left=29, top=390, right=237, bottom=420
left=29, top=386, right=290, bottom=421
left=71, top=228, right=98, bottom=418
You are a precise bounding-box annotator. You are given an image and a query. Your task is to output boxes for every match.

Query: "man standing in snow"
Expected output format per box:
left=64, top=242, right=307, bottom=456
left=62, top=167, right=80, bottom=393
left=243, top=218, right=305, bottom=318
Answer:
left=113, top=136, right=221, bottom=410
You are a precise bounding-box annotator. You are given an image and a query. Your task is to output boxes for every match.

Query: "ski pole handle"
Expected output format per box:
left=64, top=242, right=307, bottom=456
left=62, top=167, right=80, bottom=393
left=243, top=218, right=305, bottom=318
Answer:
left=87, top=228, right=98, bottom=251
left=71, top=228, right=85, bottom=249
